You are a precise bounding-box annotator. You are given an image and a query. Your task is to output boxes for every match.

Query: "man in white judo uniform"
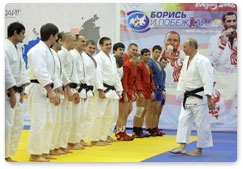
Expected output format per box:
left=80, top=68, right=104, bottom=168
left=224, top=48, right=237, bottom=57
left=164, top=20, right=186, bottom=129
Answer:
left=5, top=22, right=30, bottom=162
left=70, top=34, right=92, bottom=147
left=170, top=38, right=215, bottom=156
left=92, top=37, right=123, bottom=145
left=27, top=23, right=62, bottom=162
left=58, top=32, right=81, bottom=150
left=49, top=33, right=71, bottom=155
left=79, top=40, right=98, bottom=145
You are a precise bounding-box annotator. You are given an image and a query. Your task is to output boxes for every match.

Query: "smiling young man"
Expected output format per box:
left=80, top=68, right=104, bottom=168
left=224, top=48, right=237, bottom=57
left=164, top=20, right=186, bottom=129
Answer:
left=92, top=37, right=123, bottom=146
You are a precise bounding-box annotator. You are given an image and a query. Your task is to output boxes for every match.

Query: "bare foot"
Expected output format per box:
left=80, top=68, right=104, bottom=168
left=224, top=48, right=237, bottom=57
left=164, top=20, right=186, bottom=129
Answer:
left=68, top=143, right=84, bottom=150
left=29, top=155, right=49, bottom=162
left=60, top=147, right=73, bottom=154
left=170, top=147, right=186, bottom=154
left=107, top=136, right=117, bottom=142
left=5, top=157, right=17, bottom=162
left=80, top=140, right=92, bottom=147
left=49, top=149, right=60, bottom=156
left=75, top=143, right=85, bottom=149
left=100, top=140, right=112, bottom=145
left=186, top=149, right=202, bottom=156
left=42, top=153, right=57, bottom=160
left=56, top=148, right=67, bottom=155
left=91, top=141, right=107, bottom=146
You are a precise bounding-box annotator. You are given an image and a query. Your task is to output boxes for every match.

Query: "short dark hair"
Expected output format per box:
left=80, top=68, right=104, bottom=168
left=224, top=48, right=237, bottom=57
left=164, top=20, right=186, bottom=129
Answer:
left=141, top=48, right=150, bottom=56
left=152, top=45, right=162, bottom=52
left=222, top=11, right=237, bottom=22
left=113, top=42, right=125, bottom=52
left=86, top=40, right=96, bottom=46
left=160, top=56, right=167, bottom=62
left=7, top=22, right=25, bottom=37
left=57, top=32, right=64, bottom=41
left=99, top=37, right=111, bottom=45
left=40, top=23, right=59, bottom=41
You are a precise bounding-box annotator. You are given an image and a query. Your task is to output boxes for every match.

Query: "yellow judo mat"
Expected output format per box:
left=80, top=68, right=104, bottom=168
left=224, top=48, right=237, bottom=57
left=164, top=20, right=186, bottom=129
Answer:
left=12, top=130, right=197, bottom=162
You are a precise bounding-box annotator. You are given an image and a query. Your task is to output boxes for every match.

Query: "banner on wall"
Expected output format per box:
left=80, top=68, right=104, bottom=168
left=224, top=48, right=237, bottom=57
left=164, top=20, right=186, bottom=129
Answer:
left=5, top=3, right=117, bottom=126
left=5, top=3, right=237, bottom=132
left=120, top=3, right=237, bottom=131
left=5, top=3, right=117, bottom=67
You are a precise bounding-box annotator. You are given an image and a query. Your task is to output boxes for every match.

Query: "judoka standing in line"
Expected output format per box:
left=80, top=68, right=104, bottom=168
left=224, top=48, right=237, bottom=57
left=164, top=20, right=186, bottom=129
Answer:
left=58, top=32, right=81, bottom=150
left=5, top=22, right=30, bottom=162
left=80, top=40, right=98, bottom=145
left=93, top=37, right=123, bottom=145
left=27, top=23, right=61, bottom=162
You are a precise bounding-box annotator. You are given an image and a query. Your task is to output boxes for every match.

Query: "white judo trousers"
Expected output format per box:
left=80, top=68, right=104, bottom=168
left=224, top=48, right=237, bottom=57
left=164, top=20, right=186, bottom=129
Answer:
left=96, top=95, right=117, bottom=141
left=58, top=96, right=72, bottom=148
left=109, top=99, right=119, bottom=136
left=70, top=49, right=87, bottom=143
left=78, top=98, right=88, bottom=141
left=58, top=47, right=80, bottom=145
left=87, top=90, right=117, bottom=141
left=27, top=84, right=54, bottom=155
left=50, top=102, right=60, bottom=150
left=84, top=95, right=98, bottom=141
left=68, top=99, right=81, bottom=144
left=50, top=95, right=64, bottom=150
left=50, top=48, right=70, bottom=149
left=5, top=38, right=30, bottom=158
left=94, top=50, right=123, bottom=141
left=27, top=41, right=62, bottom=155
left=5, top=93, right=23, bottom=158
left=176, top=104, right=213, bottom=148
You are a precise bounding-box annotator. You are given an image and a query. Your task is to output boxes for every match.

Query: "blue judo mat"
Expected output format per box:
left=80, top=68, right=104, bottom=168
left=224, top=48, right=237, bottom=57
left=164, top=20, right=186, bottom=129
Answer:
left=143, top=132, right=237, bottom=162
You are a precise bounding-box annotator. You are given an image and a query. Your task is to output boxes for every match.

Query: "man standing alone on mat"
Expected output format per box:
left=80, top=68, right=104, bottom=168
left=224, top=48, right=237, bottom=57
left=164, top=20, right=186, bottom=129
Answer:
left=170, top=38, right=215, bottom=156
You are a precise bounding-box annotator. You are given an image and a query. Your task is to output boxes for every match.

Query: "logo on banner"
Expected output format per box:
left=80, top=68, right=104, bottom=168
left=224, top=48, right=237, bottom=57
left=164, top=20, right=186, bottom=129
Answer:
left=127, top=10, right=150, bottom=33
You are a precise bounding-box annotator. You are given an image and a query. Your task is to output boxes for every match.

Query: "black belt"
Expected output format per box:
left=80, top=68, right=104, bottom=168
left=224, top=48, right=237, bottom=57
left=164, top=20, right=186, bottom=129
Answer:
left=69, top=83, right=78, bottom=89
left=7, top=85, right=23, bottom=97
left=13, top=86, right=23, bottom=93
left=78, top=83, right=94, bottom=94
left=103, top=83, right=116, bottom=93
left=78, top=83, right=87, bottom=93
left=183, top=87, right=204, bottom=109
left=86, top=85, right=94, bottom=92
left=30, top=79, right=54, bottom=89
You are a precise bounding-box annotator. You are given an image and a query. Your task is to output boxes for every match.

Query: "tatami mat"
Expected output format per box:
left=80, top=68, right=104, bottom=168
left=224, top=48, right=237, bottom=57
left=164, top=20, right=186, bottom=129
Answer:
left=12, top=130, right=197, bottom=162
left=10, top=130, right=237, bottom=162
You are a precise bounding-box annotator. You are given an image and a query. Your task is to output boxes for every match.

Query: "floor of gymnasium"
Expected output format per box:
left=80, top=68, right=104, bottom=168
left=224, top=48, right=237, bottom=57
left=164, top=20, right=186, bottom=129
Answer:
left=11, top=128, right=237, bottom=162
